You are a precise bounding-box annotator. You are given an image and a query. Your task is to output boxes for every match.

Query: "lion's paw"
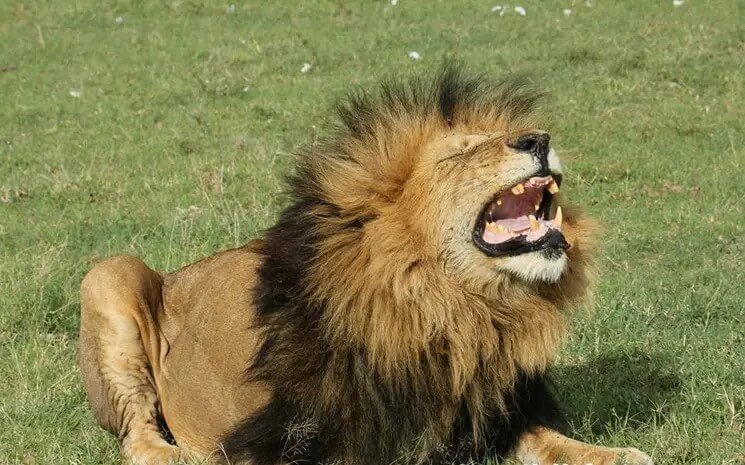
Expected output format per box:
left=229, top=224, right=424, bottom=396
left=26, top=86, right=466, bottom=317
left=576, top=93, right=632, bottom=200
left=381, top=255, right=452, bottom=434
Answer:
left=612, top=447, right=654, bottom=465
left=123, top=437, right=182, bottom=465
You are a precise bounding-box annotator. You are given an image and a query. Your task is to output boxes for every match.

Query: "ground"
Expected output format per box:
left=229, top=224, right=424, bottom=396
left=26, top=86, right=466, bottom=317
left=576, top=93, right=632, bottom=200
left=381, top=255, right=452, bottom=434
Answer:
left=1, top=1, right=744, bottom=464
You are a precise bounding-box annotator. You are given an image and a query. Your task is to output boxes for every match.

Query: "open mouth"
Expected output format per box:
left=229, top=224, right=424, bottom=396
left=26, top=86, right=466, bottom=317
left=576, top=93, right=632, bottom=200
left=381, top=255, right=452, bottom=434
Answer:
left=472, top=174, right=570, bottom=257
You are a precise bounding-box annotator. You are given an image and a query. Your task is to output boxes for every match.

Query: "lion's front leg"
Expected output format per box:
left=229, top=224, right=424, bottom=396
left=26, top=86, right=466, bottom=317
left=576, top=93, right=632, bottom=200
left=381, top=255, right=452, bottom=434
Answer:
left=79, top=255, right=183, bottom=465
left=509, top=427, right=653, bottom=465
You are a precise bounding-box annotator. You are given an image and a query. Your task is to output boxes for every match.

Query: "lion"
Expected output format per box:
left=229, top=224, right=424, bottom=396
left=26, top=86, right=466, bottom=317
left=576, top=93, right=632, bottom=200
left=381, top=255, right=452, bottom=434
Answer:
left=78, top=68, right=654, bottom=465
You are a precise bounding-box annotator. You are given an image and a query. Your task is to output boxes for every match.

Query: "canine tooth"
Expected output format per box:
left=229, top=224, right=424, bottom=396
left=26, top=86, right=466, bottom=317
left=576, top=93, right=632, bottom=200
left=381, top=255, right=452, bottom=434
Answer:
left=529, top=214, right=539, bottom=231
left=555, top=206, right=563, bottom=228
left=548, top=181, right=560, bottom=194
left=496, top=199, right=502, bottom=206
left=534, top=202, right=540, bottom=211
left=511, top=184, right=525, bottom=195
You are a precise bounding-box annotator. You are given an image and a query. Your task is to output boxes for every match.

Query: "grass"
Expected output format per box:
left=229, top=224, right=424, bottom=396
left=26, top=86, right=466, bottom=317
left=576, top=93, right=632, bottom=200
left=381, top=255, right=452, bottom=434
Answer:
left=1, top=0, right=744, bottom=463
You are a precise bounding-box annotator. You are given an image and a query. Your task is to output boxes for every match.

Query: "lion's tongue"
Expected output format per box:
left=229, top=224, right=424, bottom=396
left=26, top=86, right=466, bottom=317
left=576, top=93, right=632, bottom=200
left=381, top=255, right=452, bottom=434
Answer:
left=480, top=176, right=564, bottom=246
left=482, top=216, right=553, bottom=245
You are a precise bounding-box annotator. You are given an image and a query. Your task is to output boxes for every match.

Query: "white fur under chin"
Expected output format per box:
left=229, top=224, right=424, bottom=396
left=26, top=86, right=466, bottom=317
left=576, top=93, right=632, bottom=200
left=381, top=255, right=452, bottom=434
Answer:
left=498, top=251, right=568, bottom=283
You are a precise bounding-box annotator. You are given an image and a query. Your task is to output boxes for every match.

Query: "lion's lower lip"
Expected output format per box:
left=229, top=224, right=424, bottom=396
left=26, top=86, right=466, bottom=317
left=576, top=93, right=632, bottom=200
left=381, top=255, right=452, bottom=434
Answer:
left=473, top=228, right=570, bottom=257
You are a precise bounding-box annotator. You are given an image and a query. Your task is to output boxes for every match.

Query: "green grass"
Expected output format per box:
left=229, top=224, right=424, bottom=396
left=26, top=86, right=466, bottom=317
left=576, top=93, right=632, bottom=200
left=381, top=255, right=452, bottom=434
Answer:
left=1, top=0, right=744, bottom=463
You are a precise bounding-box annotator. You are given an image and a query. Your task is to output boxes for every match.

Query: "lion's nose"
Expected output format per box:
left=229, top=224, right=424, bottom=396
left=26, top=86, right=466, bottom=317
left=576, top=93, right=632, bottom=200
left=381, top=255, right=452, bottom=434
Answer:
left=508, top=133, right=551, bottom=169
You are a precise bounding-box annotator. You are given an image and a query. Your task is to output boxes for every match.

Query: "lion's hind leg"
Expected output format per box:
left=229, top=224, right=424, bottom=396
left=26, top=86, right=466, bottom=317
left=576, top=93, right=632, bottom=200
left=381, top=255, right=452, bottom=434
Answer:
left=78, top=256, right=180, bottom=465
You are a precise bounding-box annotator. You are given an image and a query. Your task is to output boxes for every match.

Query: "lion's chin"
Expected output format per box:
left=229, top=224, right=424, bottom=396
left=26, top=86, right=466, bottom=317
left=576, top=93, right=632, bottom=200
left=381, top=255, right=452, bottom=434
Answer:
left=497, top=250, right=568, bottom=283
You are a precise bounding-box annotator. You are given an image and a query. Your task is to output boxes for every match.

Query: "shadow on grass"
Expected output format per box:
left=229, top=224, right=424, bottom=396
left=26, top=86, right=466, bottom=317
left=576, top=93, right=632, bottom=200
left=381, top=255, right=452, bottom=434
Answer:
left=549, top=350, right=683, bottom=436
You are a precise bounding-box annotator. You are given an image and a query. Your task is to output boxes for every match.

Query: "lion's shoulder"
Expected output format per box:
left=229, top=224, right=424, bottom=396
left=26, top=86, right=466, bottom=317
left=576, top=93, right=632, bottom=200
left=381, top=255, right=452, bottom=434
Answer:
left=161, top=241, right=265, bottom=336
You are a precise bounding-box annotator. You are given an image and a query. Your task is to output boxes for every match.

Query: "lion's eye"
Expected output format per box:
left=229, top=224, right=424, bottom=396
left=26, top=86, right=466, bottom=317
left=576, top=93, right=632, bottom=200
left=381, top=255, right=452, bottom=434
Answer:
left=442, top=134, right=491, bottom=155
left=507, top=133, right=550, bottom=153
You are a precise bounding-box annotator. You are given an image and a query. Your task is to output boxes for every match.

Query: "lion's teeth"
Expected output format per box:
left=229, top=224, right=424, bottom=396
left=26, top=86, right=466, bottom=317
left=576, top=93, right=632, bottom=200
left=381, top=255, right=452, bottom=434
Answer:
left=485, top=222, right=499, bottom=233
left=554, top=206, right=563, bottom=228
left=511, top=184, right=525, bottom=195
left=496, top=199, right=503, bottom=206
left=529, top=215, right=539, bottom=231
left=548, top=181, right=560, bottom=194
left=486, top=222, right=509, bottom=234
left=534, top=201, right=540, bottom=211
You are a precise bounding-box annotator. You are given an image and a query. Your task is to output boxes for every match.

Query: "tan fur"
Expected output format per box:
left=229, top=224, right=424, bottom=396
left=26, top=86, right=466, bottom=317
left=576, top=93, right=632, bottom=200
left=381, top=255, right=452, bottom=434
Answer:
left=79, top=248, right=271, bottom=462
left=78, top=72, right=652, bottom=464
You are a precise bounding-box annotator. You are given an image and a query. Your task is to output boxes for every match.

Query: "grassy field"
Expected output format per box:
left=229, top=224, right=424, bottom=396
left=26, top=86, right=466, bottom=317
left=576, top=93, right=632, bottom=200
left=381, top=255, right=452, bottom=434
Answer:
left=1, top=0, right=744, bottom=463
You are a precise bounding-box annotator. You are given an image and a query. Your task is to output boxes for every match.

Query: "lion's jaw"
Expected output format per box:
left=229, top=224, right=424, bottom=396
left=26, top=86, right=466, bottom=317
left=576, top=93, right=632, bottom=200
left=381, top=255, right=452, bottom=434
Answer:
left=496, top=251, right=569, bottom=283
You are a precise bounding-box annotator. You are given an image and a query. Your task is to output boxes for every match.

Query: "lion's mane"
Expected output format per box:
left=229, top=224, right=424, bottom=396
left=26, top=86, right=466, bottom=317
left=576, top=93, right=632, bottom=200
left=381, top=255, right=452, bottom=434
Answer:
left=223, top=67, right=595, bottom=465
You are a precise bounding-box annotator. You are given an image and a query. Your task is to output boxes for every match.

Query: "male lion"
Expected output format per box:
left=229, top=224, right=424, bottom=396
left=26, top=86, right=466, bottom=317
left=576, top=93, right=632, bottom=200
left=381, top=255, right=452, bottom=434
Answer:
left=78, top=69, right=653, bottom=465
